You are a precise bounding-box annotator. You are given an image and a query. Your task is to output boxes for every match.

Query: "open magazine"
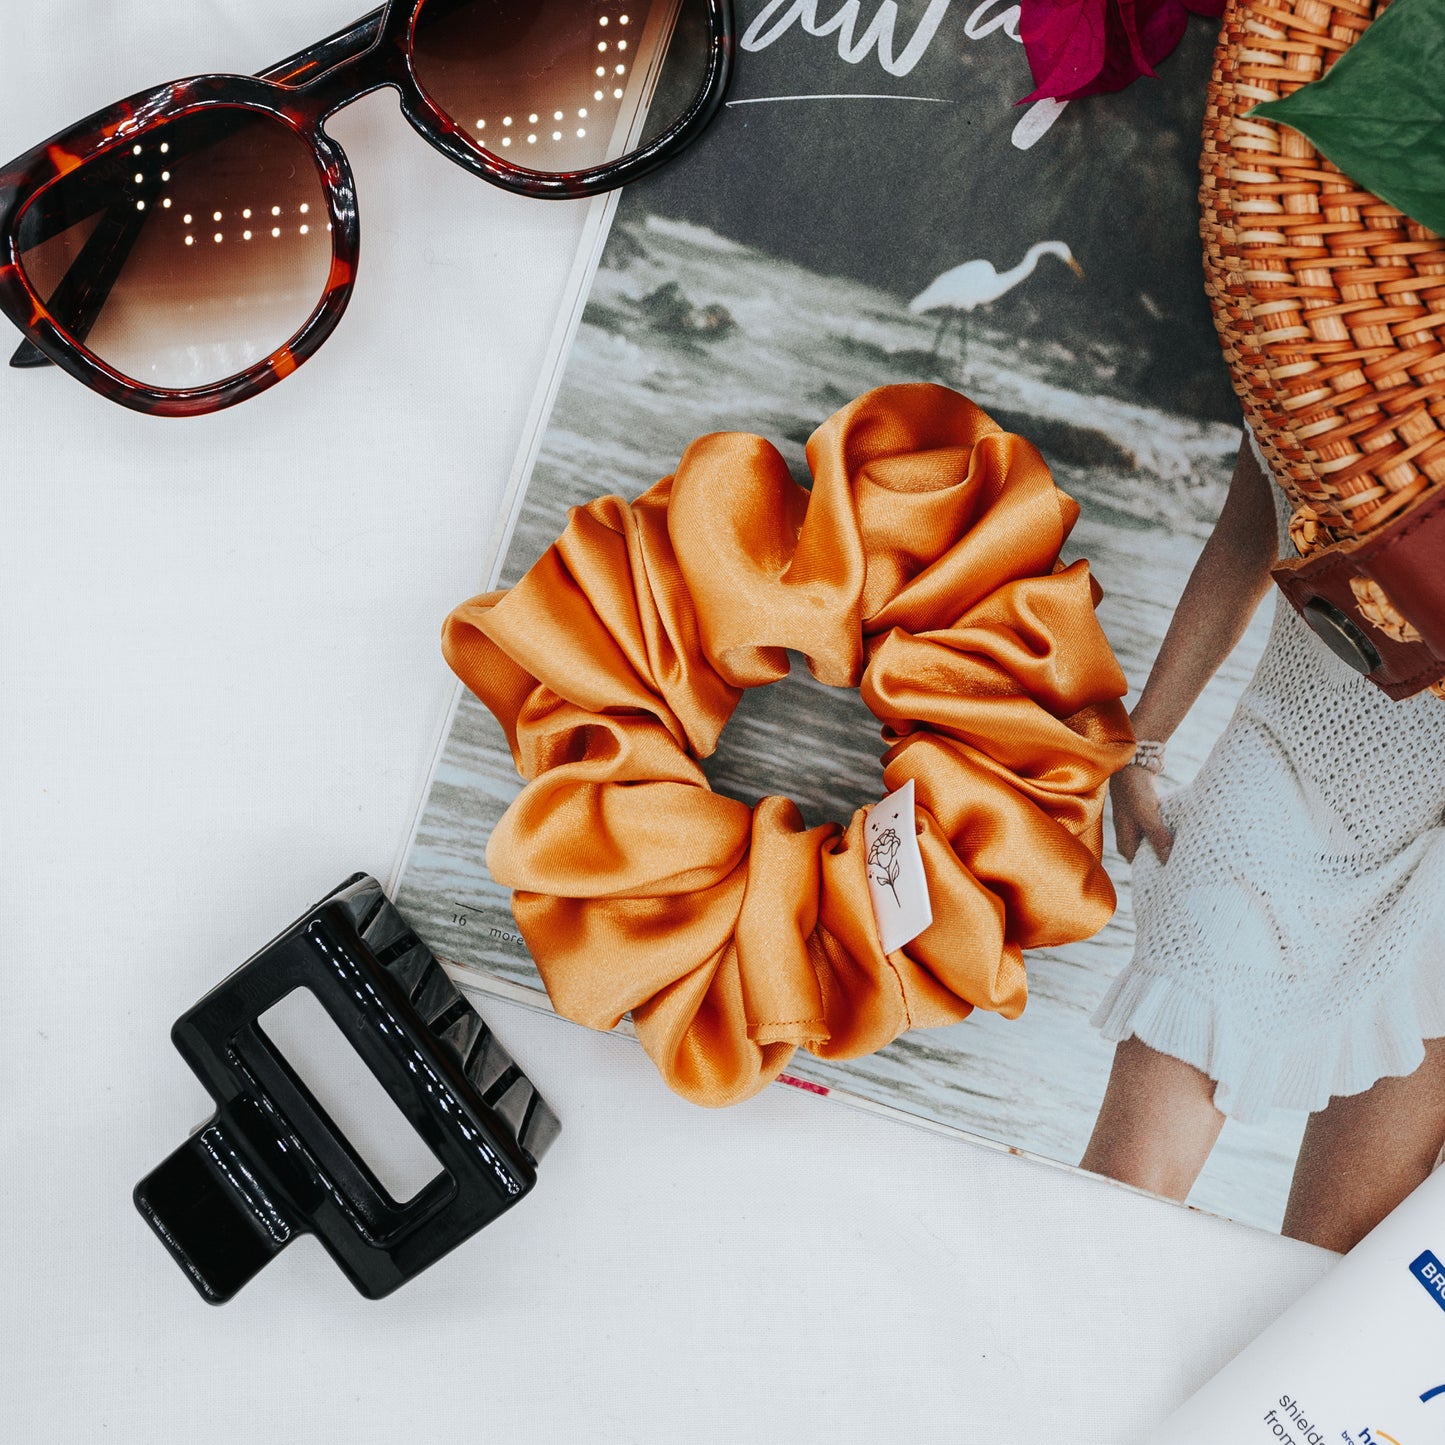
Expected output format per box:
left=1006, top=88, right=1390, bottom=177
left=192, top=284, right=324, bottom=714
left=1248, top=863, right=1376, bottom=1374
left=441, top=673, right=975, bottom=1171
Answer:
left=396, top=2, right=1441, bottom=1241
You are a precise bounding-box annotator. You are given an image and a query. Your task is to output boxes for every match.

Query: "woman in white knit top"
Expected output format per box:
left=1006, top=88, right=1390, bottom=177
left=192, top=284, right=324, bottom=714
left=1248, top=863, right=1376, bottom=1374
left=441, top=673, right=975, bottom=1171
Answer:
left=1082, top=435, right=1445, bottom=1251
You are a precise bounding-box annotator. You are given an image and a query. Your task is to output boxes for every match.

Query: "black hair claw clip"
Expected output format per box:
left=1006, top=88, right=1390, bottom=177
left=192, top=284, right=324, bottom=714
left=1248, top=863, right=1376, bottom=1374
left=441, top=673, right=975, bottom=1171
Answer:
left=135, top=874, right=559, bottom=1303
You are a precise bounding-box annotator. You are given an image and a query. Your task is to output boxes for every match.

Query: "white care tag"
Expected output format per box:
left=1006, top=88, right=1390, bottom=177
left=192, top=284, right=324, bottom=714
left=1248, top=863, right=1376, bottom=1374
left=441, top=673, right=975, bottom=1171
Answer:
left=864, top=778, right=932, bottom=955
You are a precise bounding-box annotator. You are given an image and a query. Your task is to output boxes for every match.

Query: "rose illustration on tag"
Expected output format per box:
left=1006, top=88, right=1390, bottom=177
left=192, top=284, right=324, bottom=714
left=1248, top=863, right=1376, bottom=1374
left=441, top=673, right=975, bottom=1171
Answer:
left=864, top=781, right=932, bottom=955
left=867, top=827, right=902, bottom=907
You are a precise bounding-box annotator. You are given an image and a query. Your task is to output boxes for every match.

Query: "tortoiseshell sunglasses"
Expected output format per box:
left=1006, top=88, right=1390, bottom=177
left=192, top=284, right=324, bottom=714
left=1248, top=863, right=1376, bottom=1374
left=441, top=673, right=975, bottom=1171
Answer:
left=0, top=0, right=732, bottom=417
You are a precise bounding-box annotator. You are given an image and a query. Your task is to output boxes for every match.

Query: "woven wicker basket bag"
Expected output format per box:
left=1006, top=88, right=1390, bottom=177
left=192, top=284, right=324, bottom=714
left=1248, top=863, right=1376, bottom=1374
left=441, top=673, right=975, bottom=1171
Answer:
left=1201, top=0, right=1445, bottom=698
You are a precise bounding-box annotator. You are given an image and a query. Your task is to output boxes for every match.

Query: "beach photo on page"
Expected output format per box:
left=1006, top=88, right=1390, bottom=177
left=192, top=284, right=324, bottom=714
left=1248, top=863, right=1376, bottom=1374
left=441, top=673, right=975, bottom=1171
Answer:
left=398, top=0, right=1445, bottom=1242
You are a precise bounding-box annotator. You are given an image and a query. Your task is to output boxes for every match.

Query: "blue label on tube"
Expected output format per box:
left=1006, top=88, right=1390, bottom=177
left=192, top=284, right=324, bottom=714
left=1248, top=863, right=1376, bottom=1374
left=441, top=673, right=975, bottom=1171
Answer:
left=1409, top=1250, right=1445, bottom=1312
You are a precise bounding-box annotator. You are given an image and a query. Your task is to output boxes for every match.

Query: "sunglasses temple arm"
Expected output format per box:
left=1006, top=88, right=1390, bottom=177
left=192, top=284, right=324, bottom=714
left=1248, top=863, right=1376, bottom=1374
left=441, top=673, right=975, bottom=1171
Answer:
left=10, top=204, right=148, bottom=370
left=10, top=336, right=46, bottom=368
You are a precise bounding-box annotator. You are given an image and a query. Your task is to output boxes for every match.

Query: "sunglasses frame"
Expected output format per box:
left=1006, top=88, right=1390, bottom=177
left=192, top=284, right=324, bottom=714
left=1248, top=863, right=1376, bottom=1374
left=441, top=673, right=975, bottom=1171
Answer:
left=0, top=0, right=734, bottom=417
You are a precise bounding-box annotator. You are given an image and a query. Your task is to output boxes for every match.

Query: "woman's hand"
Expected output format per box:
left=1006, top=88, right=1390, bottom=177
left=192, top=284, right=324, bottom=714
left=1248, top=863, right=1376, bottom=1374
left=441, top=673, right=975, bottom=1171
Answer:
left=1111, top=766, right=1174, bottom=864
left=1108, top=437, right=1276, bottom=868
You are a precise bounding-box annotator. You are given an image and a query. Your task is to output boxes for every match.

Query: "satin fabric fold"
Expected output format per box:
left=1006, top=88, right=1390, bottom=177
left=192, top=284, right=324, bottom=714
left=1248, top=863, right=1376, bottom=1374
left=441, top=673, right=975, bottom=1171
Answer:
left=444, top=384, right=1135, bottom=1106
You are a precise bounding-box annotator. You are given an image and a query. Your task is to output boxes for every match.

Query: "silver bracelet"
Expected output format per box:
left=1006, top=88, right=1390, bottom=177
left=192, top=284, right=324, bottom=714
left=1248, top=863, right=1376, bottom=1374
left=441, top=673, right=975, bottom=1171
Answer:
left=1129, top=739, right=1166, bottom=775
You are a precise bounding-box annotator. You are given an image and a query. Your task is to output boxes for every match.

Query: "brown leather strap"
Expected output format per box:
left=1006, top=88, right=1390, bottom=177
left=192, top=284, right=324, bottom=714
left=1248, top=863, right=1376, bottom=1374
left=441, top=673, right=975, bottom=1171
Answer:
left=1273, top=489, right=1445, bottom=699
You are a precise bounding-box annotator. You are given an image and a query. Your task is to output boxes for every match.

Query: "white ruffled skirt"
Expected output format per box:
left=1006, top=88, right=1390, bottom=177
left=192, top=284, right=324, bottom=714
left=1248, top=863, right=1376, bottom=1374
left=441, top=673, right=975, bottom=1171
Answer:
left=1093, top=585, right=1445, bottom=1126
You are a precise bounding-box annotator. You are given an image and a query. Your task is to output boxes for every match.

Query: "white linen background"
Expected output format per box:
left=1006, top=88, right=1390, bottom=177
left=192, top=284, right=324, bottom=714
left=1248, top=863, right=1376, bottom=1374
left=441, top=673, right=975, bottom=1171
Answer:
left=0, top=4, right=1331, bottom=1440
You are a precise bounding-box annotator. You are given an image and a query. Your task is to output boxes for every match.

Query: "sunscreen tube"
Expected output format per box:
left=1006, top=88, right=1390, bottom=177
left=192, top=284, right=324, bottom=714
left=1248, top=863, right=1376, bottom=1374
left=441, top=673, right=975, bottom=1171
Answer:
left=1147, top=1165, right=1445, bottom=1444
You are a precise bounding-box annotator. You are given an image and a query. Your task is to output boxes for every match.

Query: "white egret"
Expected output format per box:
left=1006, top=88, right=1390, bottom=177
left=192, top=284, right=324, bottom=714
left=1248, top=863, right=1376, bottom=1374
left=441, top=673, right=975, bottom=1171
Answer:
left=908, top=241, right=1085, bottom=366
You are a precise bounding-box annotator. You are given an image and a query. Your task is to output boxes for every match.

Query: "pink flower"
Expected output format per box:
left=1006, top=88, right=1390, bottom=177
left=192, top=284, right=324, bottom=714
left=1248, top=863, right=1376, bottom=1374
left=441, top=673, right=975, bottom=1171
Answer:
left=1018, top=0, right=1224, bottom=104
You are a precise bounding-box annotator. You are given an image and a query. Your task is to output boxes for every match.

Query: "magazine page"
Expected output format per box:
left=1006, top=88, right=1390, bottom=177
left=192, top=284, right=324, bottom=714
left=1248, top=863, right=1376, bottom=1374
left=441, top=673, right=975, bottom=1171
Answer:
left=396, top=2, right=1414, bottom=1240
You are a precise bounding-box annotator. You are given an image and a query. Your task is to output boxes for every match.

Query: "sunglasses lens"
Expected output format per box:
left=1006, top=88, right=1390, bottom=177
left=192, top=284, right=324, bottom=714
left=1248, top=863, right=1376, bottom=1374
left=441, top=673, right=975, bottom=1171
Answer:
left=15, top=108, right=334, bottom=392
left=411, top=0, right=714, bottom=175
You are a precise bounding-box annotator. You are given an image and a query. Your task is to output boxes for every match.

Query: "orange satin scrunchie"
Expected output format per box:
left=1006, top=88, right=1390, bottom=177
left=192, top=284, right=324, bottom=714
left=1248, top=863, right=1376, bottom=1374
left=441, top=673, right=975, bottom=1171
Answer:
left=444, top=384, right=1135, bottom=1106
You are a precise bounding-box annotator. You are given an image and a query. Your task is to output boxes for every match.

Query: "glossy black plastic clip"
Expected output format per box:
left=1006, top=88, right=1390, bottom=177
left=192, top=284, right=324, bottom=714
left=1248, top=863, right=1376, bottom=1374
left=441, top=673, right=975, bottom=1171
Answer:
left=135, top=873, right=559, bottom=1303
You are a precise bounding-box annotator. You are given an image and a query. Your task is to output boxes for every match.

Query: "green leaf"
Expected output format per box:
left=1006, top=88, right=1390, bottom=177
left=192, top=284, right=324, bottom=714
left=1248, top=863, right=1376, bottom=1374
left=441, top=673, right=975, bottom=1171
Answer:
left=1249, top=0, right=1445, bottom=237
